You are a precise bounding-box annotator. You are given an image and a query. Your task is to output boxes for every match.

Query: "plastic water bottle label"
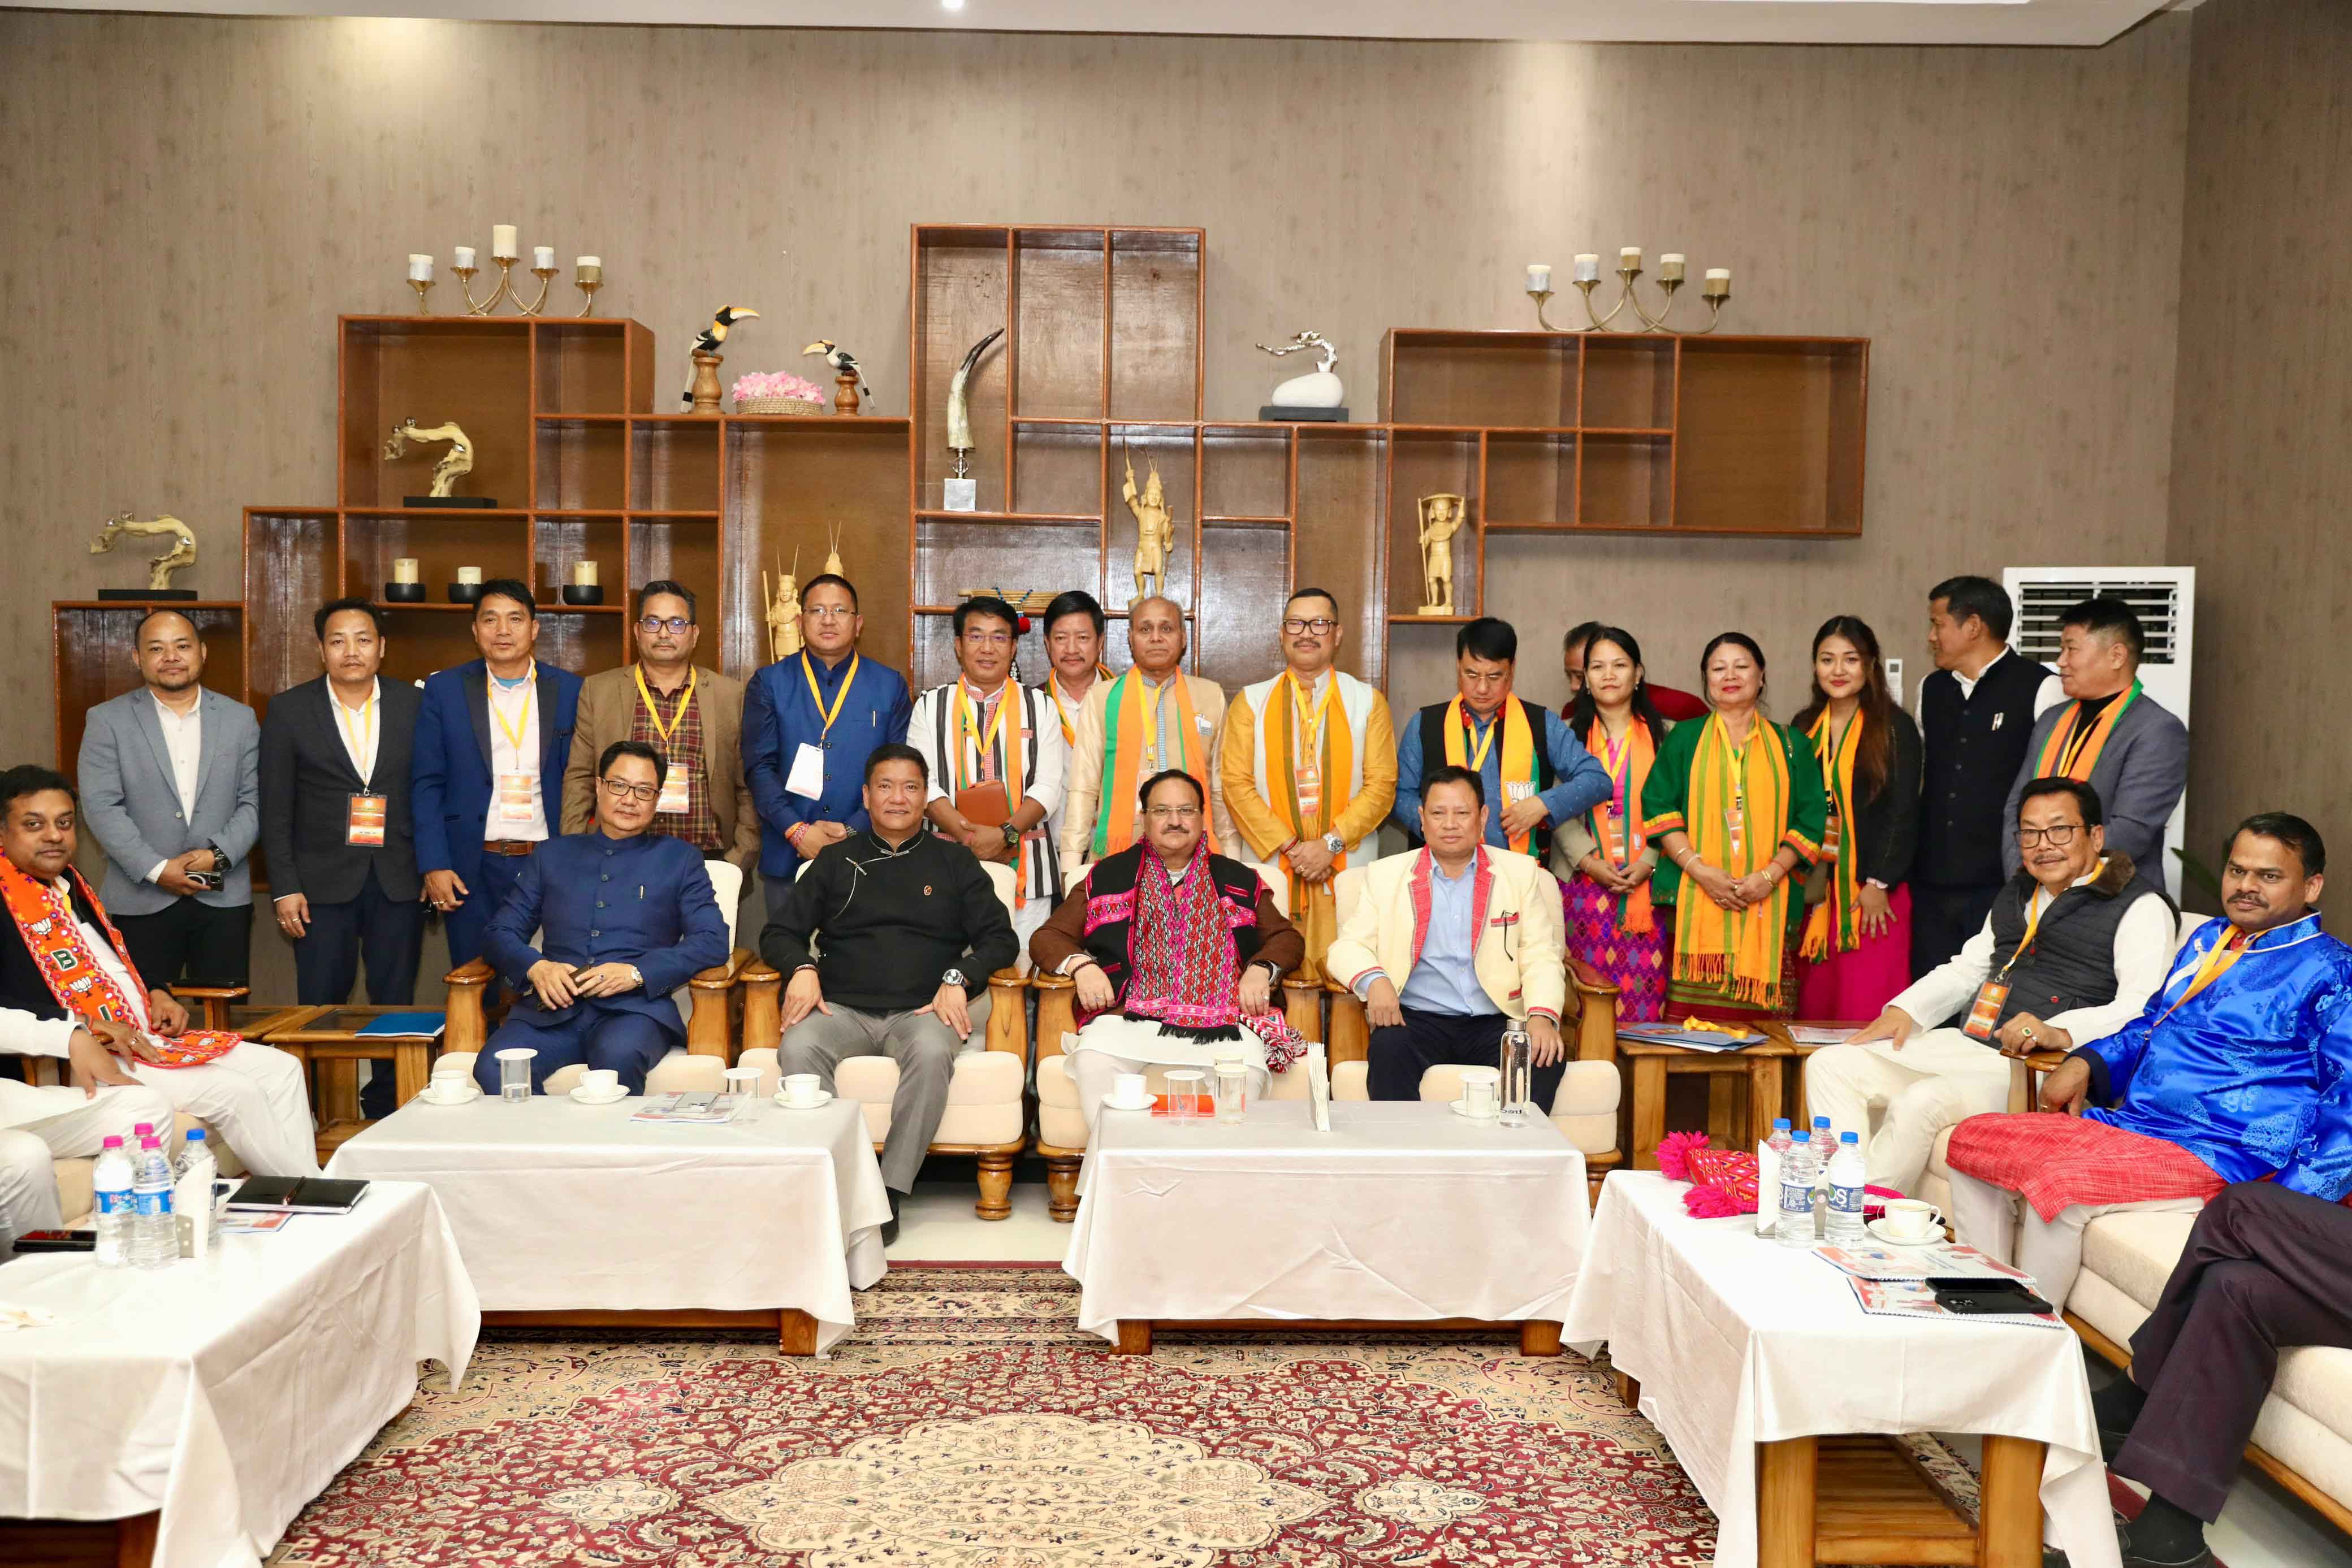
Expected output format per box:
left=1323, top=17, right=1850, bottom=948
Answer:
left=98, top=1189, right=135, bottom=1216
left=1828, top=1184, right=1865, bottom=1215
left=134, top=1188, right=174, bottom=1218
left=1780, top=1177, right=1814, bottom=1215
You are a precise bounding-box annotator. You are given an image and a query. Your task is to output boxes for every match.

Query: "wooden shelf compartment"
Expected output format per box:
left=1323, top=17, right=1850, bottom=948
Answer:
left=340, top=513, right=533, bottom=608
left=1673, top=337, right=1867, bottom=535
left=1292, top=425, right=1387, bottom=686
left=340, top=317, right=532, bottom=510
left=52, top=603, right=247, bottom=768
left=532, top=318, right=650, bottom=417
left=1484, top=431, right=1575, bottom=527
left=913, top=226, right=1013, bottom=526
left=1203, top=424, right=1292, bottom=522
left=1383, top=330, right=1579, bottom=428
left=626, top=517, right=721, bottom=646
left=1195, top=519, right=1292, bottom=692
left=1578, top=430, right=1675, bottom=531
left=911, top=516, right=1099, bottom=691
left=1010, top=420, right=1105, bottom=519
left=533, top=517, right=625, bottom=611
left=725, top=418, right=909, bottom=677
left=1106, top=423, right=1198, bottom=617
left=1580, top=336, right=1678, bottom=431
left=535, top=418, right=626, bottom=512
left=1108, top=228, right=1204, bottom=423
left=629, top=418, right=720, bottom=512
left=1386, top=429, right=1481, bottom=623
left=243, top=509, right=339, bottom=701
left=1012, top=228, right=1106, bottom=421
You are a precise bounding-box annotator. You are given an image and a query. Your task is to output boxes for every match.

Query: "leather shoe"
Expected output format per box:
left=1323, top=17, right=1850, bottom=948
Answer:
left=880, top=1190, right=902, bottom=1248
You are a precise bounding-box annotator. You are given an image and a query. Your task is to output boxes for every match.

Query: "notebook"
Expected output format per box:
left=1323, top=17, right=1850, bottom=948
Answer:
left=353, top=1012, right=447, bottom=1039
left=226, top=1177, right=372, bottom=1214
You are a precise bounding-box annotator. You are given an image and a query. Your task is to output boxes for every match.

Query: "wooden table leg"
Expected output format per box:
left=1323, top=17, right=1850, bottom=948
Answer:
left=323, top=1059, right=360, bottom=1127
left=1755, top=1435, right=1820, bottom=1568
left=1632, top=1056, right=1668, bottom=1169
left=1615, top=1371, right=1641, bottom=1409
left=779, top=1309, right=818, bottom=1356
left=393, top=1042, right=430, bottom=1109
left=1707, top=1073, right=1741, bottom=1149
left=115, top=1509, right=158, bottom=1568
left=1519, top=1320, right=1562, bottom=1357
left=1747, top=1055, right=1784, bottom=1149
left=1975, top=1434, right=2047, bottom=1568
left=1115, top=1320, right=1153, bottom=1355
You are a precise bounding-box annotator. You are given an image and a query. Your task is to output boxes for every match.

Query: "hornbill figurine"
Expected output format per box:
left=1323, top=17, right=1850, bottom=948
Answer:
left=681, top=305, right=759, bottom=406
left=802, top=339, right=872, bottom=408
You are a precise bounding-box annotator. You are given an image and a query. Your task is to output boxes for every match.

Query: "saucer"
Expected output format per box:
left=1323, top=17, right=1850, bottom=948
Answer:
left=1100, top=1093, right=1156, bottom=1112
left=773, top=1089, right=835, bottom=1110
left=1865, top=1218, right=1940, bottom=1247
left=1449, top=1097, right=1499, bottom=1121
left=569, top=1085, right=629, bottom=1106
left=419, top=1085, right=480, bottom=1106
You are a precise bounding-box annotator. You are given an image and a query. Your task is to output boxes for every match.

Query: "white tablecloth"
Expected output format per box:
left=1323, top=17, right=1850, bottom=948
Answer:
left=1063, top=1098, right=1589, bottom=1341
left=328, top=1093, right=890, bottom=1350
left=1560, top=1171, right=2120, bottom=1568
left=0, top=1180, right=476, bottom=1568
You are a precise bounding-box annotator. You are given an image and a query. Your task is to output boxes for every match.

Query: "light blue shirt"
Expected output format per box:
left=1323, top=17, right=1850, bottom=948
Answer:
left=1390, top=703, right=1611, bottom=848
left=1395, top=857, right=1498, bottom=1017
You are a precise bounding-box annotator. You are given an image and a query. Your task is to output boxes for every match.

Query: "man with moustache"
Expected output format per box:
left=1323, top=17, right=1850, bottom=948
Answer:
left=1058, top=595, right=1234, bottom=866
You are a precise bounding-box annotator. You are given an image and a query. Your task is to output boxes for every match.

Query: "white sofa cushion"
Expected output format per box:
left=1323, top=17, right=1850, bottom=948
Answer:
left=738, top=1040, right=1025, bottom=1148
left=438, top=1049, right=720, bottom=1099
left=1034, top=1050, right=1367, bottom=1151
left=1415, top=1061, right=1622, bottom=1158
left=2079, top=1209, right=2203, bottom=1313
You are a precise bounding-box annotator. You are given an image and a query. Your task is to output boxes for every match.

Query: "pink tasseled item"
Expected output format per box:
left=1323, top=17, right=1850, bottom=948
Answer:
left=1656, top=1130, right=1904, bottom=1218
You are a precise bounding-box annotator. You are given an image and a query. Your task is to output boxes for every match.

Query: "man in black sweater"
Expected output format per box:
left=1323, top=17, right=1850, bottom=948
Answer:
left=763, top=744, right=1017, bottom=1234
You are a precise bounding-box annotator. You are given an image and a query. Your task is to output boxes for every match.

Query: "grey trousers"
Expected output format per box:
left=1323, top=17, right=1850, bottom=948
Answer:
left=781, top=1004, right=966, bottom=1193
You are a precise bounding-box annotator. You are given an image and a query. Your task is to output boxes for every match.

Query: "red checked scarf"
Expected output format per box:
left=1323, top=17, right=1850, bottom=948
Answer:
left=0, top=857, right=239, bottom=1066
left=1120, top=840, right=1307, bottom=1069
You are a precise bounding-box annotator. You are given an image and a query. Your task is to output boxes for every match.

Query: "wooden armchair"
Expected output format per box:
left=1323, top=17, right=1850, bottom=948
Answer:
left=170, top=984, right=250, bottom=1032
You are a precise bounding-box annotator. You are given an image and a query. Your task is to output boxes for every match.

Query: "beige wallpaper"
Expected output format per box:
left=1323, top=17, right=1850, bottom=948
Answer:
left=0, top=14, right=2198, bottom=990
left=2166, top=0, right=2352, bottom=870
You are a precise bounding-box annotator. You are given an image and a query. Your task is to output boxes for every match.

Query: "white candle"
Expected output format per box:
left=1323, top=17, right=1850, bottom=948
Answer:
left=534, top=246, right=555, bottom=271
left=1659, top=253, right=1687, bottom=283
left=407, top=254, right=433, bottom=281
left=453, top=245, right=476, bottom=270
left=572, top=561, right=599, bottom=587
left=1525, top=263, right=1552, bottom=294
left=1704, top=267, right=1732, bottom=300
left=492, top=224, right=518, bottom=259
left=1620, top=246, right=1643, bottom=271
left=577, top=255, right=600, bottom=269
left=1573, top=254, right=1601, bottom=283
left=457, top=566, right=483, bottom=585
left=392, top=557, right=420, bottom=585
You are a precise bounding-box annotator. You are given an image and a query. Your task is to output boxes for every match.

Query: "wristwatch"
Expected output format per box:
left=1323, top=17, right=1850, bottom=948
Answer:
left=1001, top=822, right=1022, bottom=849
left=1252, top=960, right=1282, bottom=982
left=1321, top=831, right=1344, bottom=856
left=941, top=967, right=970, bottom=991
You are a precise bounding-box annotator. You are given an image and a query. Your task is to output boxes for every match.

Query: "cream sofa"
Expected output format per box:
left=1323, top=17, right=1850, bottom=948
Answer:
left=1912, top=912, right=2352, bottom=1535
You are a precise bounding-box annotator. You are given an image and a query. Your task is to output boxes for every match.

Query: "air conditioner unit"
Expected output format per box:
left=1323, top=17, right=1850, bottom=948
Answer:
left=2003, top=566, right=2195, bottom=900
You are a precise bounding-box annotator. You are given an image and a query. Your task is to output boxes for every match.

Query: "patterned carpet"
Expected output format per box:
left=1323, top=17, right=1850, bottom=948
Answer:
left=269, top=1267, right=1982, bottom=1567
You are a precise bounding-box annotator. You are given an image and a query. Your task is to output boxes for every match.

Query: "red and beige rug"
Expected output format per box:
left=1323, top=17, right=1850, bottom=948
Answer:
left=268, top=1267, right=1978, bottom=1567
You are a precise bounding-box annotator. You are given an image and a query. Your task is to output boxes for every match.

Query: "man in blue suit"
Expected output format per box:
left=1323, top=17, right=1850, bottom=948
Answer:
left=411, top=580, right=583, bottom=987
left=742, top=574, right=912, bottom=914
left=472, top=740, right=729, bottom=1094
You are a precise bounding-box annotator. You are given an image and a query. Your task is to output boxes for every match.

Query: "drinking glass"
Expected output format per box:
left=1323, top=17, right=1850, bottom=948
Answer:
left=1459, top=1066, right=1501, bottom=1119
left=1214, top=1062, right=1248, bottom=1123
left=1164, top=1068, right=1207, bottom=1117
left=495, top=1047, right=537, bottom=1104
left=723, top=1066, right=760, bottom=1117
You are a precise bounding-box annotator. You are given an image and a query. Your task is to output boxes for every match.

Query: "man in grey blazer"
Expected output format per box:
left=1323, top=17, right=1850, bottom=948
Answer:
left=75, top=609, right=262, bottom=987
left=2001, top=596, right=2189, bottom=879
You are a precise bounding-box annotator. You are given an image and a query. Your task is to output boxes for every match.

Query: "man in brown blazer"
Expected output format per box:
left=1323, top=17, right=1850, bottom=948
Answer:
left=561, top=580, right=760, bottom=873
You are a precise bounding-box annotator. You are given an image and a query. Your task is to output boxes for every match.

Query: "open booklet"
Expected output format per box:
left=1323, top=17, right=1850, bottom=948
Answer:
left=1814, top=1243, right=2065, bottom=1328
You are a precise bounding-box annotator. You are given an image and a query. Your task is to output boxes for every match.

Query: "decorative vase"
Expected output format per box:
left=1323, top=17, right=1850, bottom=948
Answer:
left=690, top=351, right=725, bottom=414
left=833, top=371, right=861, bottom=416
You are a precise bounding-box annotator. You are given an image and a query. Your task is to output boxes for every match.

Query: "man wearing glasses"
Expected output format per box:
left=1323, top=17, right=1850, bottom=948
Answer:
left=1806, top=777, right=2173, bottom=1192
left=1218, top=588, right=1396, bottom=982
left=910, top=596, right=1065, bottom=956
left=563, top=581, right=759, bottom=874
left=470, top=740, right=729, bottom=1095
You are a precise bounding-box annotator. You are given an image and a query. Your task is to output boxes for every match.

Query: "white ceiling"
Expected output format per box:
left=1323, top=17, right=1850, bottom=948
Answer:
left=21, top=0, right=2194, bottom=47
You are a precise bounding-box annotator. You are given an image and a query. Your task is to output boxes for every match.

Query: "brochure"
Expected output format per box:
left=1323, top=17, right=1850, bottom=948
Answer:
left=1843, top=1275, right=2065, bottom=1329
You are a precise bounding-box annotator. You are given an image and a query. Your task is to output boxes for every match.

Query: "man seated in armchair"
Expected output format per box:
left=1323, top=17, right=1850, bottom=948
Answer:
left=1030, top=768, right=1306, bottom=1133
left=1944, top=811, right=2351, bottom=1313
left=1327, top=764, right=1571, bottom=1107
left=472, top=741, right=730, bottom=1096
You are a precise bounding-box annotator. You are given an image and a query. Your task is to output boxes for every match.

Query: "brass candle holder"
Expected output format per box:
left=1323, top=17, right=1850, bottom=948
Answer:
left=1528, top=249, right=1733, bottom=335
left=576, top=262, right=604, bottom=317
left=461, top=256, right=521, bottom=316
left=408, top=278, right=434, bottom=314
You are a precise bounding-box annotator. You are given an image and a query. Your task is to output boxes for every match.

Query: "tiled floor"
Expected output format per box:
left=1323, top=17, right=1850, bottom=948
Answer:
left=890, top=1179, right=2352, bottom=1568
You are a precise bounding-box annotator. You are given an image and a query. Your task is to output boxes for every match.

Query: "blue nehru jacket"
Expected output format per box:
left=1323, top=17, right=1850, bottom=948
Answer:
left=483, top=830, right=729, bottom=1038
left=1391, top=704, right=1611, bottom=850
left=742, top=650, right=913, bottom=876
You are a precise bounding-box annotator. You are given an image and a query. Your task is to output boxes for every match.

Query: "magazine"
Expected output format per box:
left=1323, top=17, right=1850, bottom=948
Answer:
left=630, top=1091, right=742, bottom=1125
left=1813, top=1241, right=2026, bottom=1283
left=1784, top=1025, right=1857, bottom=1046
left=1615, top=1022, right=1765, bottom=1052
left=1843, top=1275, right=2066, bottom=1329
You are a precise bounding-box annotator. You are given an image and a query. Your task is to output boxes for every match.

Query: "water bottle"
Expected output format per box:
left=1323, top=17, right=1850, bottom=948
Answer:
left=1809, top=1115, right=1837, bottom=1168
left=129, top=1135, right=177, bottom=1270
left=1498, top=1023, right=1534, bottom=1128
left=1776, top=1122, right=1819, bottom=1247
left=1756, top=1117, right=1793, bottom=1236
left=92, top=1135, right=135, bottom=1268
left=175, top=1128, right=218, bottom=1258
left=1824, top=1130, right=1868, bottom=1246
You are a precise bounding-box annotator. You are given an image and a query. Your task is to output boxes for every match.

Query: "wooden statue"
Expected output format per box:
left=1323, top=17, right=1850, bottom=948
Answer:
left=89, top=512, right=198, bottom=592
left=382, top=419, right=475, bottom=498
left=1123, top=449, right=1175, bottom=604
left=822, top=522, right=845, bottom=580
left=764, top=551, right=803, bottom=663
left=1417, top=493, right=1466, bottom=614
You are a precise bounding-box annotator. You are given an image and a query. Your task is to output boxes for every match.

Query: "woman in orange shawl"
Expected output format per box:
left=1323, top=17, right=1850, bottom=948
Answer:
left=1551, top=627, right=1676, bottom=1021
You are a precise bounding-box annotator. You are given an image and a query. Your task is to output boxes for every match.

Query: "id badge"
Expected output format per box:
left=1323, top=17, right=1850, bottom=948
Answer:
left=1819, top=804, right=1841, bottom=864
left=656, top=764, right=691, bottom=816
left=785, top=743, right=826, bottom=800
left=494, top=771, right=538, bottom=825
left=1724, top=804, right=1746, bottom=861
left=1962, top=979, right=2011, bottom=1041
left=1293, top=763, right=1322, bottom=823
left=345, top=792, right=387, bottom=847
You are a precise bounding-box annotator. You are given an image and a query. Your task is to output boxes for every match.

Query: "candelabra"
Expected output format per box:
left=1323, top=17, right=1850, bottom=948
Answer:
left=1524, top=250, right=1733, bottom=335
left=403, top=228, right=606, bottom=317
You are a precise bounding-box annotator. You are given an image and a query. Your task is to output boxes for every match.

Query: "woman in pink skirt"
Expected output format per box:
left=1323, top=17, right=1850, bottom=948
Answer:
left=1794, top=616, right=1920, bottom=1020
left=1550, top=627, right=1674, bottom=1022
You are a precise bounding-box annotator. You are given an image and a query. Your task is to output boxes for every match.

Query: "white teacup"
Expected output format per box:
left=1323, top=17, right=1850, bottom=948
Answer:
left=423, top=1073, right=473, bottom=1104
left=780, top=1072, right=824, bottom=1107
left=1459, top=1066, right=1502, bottom=1119
left=581, top=1068, right=621, bottom=1097
left=1879, top=1198, right=1944, bottom=1242
left=1110, top=1072, right=1152, bottom=1109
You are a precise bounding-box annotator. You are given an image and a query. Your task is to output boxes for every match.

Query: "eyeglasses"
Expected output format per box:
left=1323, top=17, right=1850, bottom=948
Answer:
left=1144, top=805, right=1202, bottom=821
left=1282, top=617, right=1339, bottom=635
left=601, top=778, right=661, bottom=803
left=636, top=616, right=692, bottom=635
left=804, top=605, right=856, bottom=621
left=2016, top=824, right=2083, bottom=847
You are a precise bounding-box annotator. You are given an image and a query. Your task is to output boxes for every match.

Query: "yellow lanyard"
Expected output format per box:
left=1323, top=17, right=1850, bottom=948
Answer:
left=634, top=665, right=697, bottom=747
left=334, top=683, right=377, bottom=776
left=1287, top=673, right=1338, bottom=758
left=801, top=652, right=860, bottom=744
left=488, top=668, right=535, bottom=759
left=1048, top=679, right=1083, bottom=746
left=2159, top=930, right=2247, bottom=1023
left=953, top=680, right=1014, bottom=789
left=1465, top=710, right=1500, bottom=774
left=1142, top=676, right=1172, bottom=756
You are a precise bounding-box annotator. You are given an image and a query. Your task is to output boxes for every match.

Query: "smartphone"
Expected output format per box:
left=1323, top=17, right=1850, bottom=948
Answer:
left=1931, top=1280, right=2056, bottom=1316
left=188, top=871, right=223, bottom=891
left=12, top=1229, right=97, bottom=1253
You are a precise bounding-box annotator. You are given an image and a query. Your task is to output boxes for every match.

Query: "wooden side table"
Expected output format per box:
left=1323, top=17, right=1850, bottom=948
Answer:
left=265, top=1005, right=443, bottom=1159
left=1618, top=1033, right=1795, bottom=1169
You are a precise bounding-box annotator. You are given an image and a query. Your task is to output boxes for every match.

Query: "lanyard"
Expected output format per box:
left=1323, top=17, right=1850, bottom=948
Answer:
left=1142, top=676, right=1172, bottom=755
left=1286, top=673, right=1338, bottom=765
left=953, top=680, right=1014, bottom=789
left=334, top=683, right=377, bottom=777
left=635, top=665, right=697, bottom=747
left=1465, top=710, right=1499, bottom=774
left=1994, top=886, right=2053, bottom=981
left=1048, top=679, right=1082, bottom=745
left=801, top=652, right=860, bottom=743
left=488, top=667, right=535, bottom=759
left=2159, top=930, right=2247, bottom=1023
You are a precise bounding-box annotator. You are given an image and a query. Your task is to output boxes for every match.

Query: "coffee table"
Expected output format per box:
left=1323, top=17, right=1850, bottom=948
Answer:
left=1562, top=1171, right=2118, bottom=1568
left=1618, top=1027, right=1797, bottom=1169
left=326, top=1090, right=890, bottom=1352
left=0, top=1180, right=475, bottom=1568
left=1063, top=1098, right=1586, bottom=1355
left=262, top=1003, right=447, bottom=1157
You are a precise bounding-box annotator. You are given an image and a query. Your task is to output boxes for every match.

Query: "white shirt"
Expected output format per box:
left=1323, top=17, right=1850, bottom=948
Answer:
left=1890, top=863, right=2174, bottom=1045
left=1953, top=648, right=2066, bottom=717
left=331, top=677, right=382, bottom=785
left=486, top=666, right=548, bottom=842
left=145, top=691, right=204, bottom=885
left=0, top=876, right=154, bottom=1059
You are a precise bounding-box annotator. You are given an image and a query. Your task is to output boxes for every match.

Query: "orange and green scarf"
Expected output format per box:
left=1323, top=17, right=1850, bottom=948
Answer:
left=1442, top=695, right=1540, bottom=854
left=1800, top=709, right=1865, bottom=959
left=1585, top=717, right=1659, bottom=934
left=2034, top=679, right=2142, bottom=781
left=0, top=857, right=239, bottom=1066
left=1673, top=713, right=1799, bottom=1006
left=1094, top=670, right=1220, bottom=859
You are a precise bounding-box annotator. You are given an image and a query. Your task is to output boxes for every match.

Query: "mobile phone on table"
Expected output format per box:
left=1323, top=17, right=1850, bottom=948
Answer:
left=11, top=1230, right=96, bottom=1253
left=1930, top=1278, right=2056, bottom=1315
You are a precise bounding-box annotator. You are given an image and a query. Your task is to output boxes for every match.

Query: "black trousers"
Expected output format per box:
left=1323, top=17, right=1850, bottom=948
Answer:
left=115, top=898, right=252, bottom=989
left=2118, top=1181, right=2352, bottom=1521
left=1367, top=1006, right=1566, bottom=1109
left=292, top=867, right=427, bottom=1009
left=1909, top=881, right=2001, bottom=998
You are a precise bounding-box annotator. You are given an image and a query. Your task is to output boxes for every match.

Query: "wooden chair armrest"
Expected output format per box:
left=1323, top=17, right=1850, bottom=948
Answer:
left=2005, top=1046, right=2074, bottom=1112
left=1568, top=958, right=1619, bottom=998
left=2021, top=1047, right=2072, bottom=1072
left=1570, top=958, right=1620, bottom=1063
left=1282, top=974, right=1325, bottom=1045
left=1031, top=971, right=1075, bottom=1060
left=168, top=984, right=248, bottom=1000
left=690, top=947, right=753, bottom=991
left=985, top=968, right=1030, bottom=1059
left=442, top=958, right=494, bottom=1055
left=443, top=957, right=494, bottom=989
